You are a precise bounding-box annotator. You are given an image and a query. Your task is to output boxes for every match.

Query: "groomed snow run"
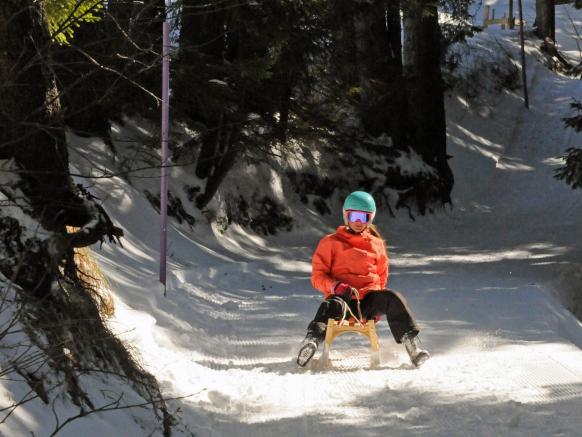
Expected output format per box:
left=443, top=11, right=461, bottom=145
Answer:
left=5, top=1, right=582, bottom=435
left=92, top=21, right=582, bottom=437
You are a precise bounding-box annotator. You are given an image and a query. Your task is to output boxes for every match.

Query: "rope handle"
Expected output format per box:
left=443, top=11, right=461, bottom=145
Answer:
left=352, top=288, right=364, bottom=324
left=330, top=287, right=365, bottom=326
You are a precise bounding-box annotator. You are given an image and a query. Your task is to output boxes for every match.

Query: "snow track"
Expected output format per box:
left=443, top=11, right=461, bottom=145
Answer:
left=64, top=7, right=582, bottom=436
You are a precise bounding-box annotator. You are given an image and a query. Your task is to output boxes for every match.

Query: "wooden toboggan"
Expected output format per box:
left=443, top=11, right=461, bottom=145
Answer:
left=318, top=289, right=381, bottom=367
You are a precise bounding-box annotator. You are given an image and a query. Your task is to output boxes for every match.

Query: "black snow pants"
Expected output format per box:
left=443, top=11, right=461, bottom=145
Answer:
left=304, top=290, right=419, bottom=345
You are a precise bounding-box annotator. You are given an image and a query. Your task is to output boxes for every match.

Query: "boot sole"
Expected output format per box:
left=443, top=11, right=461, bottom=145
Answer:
left=412, top=351, right=430, bottom=367
left=297, top=343, right=317, bottom=367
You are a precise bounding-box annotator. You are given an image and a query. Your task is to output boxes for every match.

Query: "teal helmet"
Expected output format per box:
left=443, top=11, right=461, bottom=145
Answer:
left=342, top=191, right=376, bottom=224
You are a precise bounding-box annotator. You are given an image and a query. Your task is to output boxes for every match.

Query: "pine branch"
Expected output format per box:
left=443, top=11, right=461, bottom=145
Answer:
left=555, top=147, right=582, bottom=189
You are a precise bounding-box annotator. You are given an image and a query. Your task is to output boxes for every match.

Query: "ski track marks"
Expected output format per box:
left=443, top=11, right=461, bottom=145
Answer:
left=69, top=13, right=582, bottom=437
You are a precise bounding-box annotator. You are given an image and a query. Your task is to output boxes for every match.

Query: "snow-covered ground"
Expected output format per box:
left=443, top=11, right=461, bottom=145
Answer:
left=479, top=0, right=582, bottom=64
left=4, top=1, right=582, bottom=435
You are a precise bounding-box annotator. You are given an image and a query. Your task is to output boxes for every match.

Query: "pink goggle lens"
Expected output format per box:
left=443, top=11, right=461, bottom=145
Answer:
left=347, top=210, right=370, bottom=224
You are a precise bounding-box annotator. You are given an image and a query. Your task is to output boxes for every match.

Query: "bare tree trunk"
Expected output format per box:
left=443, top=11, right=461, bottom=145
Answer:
left=535, top=0, right=555, bottom=41
left=402, top=0, right=453, bottom=200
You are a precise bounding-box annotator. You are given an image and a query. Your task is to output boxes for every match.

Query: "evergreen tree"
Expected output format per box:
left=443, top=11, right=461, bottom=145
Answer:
left=46, top=0, right=103, bottom=44
left=39, top=0, right=463, bottom=216
left=556, top=100, right=582, bottom=188
left=175, top=0, right=324, bottom=209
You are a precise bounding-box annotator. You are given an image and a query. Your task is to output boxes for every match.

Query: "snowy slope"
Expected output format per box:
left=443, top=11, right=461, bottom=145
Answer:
left=79, top=21, right=582, bottom=436
left=5, top=2, right=582, bottom=435
left=479, top=0, right=582, bottom=65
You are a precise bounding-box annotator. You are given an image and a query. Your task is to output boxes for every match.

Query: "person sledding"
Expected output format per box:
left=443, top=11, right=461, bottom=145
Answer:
left=297, top=191, right=430, bottom=368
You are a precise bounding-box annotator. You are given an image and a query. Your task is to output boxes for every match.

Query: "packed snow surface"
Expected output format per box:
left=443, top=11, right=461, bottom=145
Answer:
left=96, top=24, right=582, bottom=436
left=4, top=1, right=582, bottom=435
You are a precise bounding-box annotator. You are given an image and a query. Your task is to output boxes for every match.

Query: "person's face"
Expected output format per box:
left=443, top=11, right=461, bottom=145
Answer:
left=345, top=210, right=371, bottom=233
left=348, top=220, right=367, bottom=233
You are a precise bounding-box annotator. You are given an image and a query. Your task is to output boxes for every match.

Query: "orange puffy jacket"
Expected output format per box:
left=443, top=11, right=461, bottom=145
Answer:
left=311, top=226, right=388, bottom=300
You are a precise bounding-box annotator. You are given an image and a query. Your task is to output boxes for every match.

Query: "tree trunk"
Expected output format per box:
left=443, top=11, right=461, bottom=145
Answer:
left=277, top=84, right=292, bottom=143
left=195, top=5, right=248, bottom=207
left=402, top=0, right=453, bottom=200
left=196, top=141, right=242, bottom=209
left=179, top=0, right=227, bottom=64
left=385, top=0, right=408, bottom=148
left=353, top=0, right=385, bottom=133
left=387, top=0, right=403, bottom=69
left=331, top=0, right=359, bottom=87
left=0, top=0, right=91, bottom=230
left=353, top=0, right=408, bottom=147
left=535, top=0, right=555, bottom=41
left=0, top=0, right=122, bottom=243
left=176, top=0, right=229, bottom=180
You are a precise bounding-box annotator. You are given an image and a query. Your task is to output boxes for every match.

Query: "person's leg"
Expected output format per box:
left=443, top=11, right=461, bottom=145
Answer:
left=297, top=299, right=344, bottom=366
left=360, top=290, right=419, bottom=343
left=361, top=290, right=429, bottom=366
left=305, top=298, right=344, bottom=342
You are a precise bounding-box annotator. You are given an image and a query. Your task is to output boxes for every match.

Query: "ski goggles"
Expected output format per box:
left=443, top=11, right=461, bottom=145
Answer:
left=346, top=210, right=372, bottom=224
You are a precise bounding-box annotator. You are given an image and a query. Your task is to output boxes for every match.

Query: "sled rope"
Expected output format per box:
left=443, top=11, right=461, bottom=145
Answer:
left=320, top=288, right=381, bottom=368
left=330, top=288, right=364, bottom=325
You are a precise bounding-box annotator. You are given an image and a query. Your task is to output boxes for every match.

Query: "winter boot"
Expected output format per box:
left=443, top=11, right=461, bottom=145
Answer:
left=402, top=332, right=430, bottom=367
left=297, top=322, right=326, bottom=367
left=297, top=337, right=318, bottom=367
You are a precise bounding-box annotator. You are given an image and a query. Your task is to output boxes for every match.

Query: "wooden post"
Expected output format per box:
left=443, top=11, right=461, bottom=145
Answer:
left=483, top=5, right=490, bottom=28
left=509, top=0, right=514, bottom=29
left=518, top=0, right=529, bottom=109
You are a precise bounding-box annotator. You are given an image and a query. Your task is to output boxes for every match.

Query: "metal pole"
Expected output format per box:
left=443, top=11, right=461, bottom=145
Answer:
left=509, top=0, right=514, bottom=29
left=160, top=21, right=170, bottom=294
left=518, top=0, right=529, bottom=109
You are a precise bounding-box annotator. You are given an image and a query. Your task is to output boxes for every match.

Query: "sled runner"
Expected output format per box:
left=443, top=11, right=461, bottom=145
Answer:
left=319, top=317, right=380, bottom=367
left=312, top=289, right=381, bottom=368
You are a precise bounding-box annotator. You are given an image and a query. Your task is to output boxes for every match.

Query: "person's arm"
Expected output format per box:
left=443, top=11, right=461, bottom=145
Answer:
left=378, top=245, right=389, bottom=289
left=311, top=238, right=337, bottom=298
